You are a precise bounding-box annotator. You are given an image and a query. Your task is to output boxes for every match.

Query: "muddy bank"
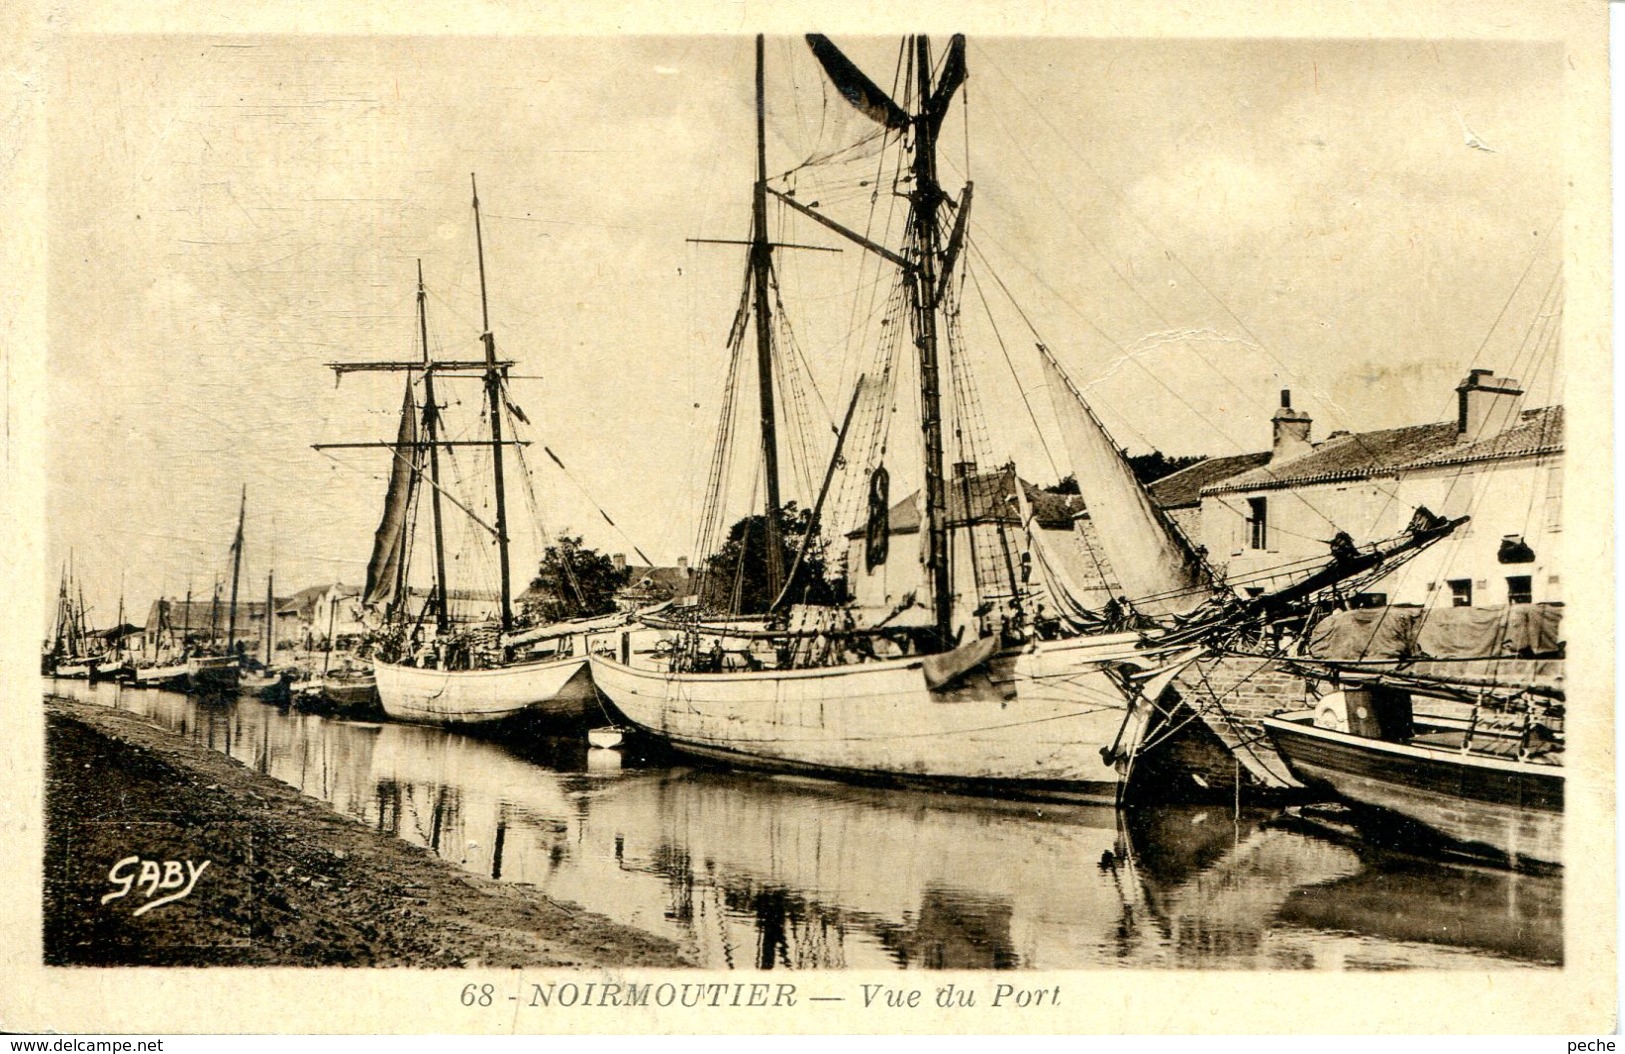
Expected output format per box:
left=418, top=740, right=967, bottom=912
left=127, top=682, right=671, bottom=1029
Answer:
left=43, top=694, right=692, bottom=968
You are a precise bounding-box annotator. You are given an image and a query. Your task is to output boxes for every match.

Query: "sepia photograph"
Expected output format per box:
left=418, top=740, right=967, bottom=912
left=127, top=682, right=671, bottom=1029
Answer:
left=2, top=0, right=1613, bottom=1036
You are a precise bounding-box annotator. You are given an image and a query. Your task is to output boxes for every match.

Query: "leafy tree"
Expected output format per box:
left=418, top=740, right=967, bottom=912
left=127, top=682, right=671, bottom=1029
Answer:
left=523, top=535, right=630, bottom=624
left=1044, top=452, right=1207, bottom=495
left=699, top=502, right=841, bottom=615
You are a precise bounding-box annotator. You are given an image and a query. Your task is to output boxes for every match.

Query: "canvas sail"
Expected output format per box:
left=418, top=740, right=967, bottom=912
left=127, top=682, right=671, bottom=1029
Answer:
left=1038, top=346, right=1211, bottom=617
left=363, top=381, right=421, bottom=610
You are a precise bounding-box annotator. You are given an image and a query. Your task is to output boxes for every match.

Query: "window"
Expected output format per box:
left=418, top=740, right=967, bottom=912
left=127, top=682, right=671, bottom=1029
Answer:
left=1448, top=579, right=1473, bottom=607
left=1545, top=466, right=1562, bottom=532
left=1246, top=497, right=1269, bottom=550
left=1506, top=576, right=1533, bottom=605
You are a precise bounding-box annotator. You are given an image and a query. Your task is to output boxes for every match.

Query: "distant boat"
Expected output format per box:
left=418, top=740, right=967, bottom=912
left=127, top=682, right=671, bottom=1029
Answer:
left=1263, top=674, right=1562, bottom=868
left=187, top=487, right=250, bottom=694
left=132, top=659, right=192, bottom=690
left=318, top=206, right=628, bottom=728
left=46, top=558, right=107, bottom=679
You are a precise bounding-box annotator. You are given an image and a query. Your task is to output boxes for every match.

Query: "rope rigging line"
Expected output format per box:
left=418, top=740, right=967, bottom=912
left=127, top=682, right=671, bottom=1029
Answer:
left=966, top=235, right=1349, bottom=535
left=967, top=47, right=1557, bottom=531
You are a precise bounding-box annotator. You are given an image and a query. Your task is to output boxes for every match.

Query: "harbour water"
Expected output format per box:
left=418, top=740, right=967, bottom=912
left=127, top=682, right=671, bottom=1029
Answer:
left=49, top=679, right=1561, bottom=970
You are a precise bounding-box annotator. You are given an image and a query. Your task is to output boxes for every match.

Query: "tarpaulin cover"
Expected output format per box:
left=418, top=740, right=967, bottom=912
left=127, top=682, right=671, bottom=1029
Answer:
left=1414, top=603, right=1563, bottom=659
left=1305, top=607, right=1421, bottom=659
left=1308, top=604, right=1563, bottom=660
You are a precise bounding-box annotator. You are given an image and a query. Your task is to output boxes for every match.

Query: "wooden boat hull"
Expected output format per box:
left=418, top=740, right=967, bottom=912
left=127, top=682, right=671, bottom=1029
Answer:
left=374, top=656, right=594, bottom=726
left=1262, top=710, right=1562, bottom=867
left=323, top=678, right=378, bottom=707
left=589, top=632, right=1168, bottom=805
left=132, top=662, right=190, bottom=689
left=188, top=657, right=240, bottom=693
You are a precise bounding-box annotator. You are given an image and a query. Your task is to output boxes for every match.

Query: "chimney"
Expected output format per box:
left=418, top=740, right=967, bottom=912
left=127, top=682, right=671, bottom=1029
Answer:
left=1271, top=389, right=1313, bottom=464
left=676, top=556, right=689, bottom=575
left=612, top=553, right=626, bottom=572
left=1456, top=369, right=1524, bottom=442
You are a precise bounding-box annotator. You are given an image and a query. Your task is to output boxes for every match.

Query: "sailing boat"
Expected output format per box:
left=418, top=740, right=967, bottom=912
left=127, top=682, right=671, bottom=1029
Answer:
left=238, top=571, right=293, bottom=701
left=188, top=486, right=247, bottom=693
left=590, top=35, right=1462, bottom=804
left=47, top=558, right=106, bottom=678
left=320, top=192, right=615, bottom=727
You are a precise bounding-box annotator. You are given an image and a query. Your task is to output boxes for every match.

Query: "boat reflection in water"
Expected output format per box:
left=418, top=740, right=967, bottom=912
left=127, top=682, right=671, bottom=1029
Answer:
left=55, top=679, right=1559, bottom=969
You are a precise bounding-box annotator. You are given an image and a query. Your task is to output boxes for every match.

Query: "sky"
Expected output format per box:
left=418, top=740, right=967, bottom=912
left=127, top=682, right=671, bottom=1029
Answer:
left=45, top=32, right=1567, bottom=624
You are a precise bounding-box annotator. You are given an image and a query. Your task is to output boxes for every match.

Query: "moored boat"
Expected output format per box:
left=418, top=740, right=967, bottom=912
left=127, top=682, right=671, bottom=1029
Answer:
left=590, top=35, right=1465, bottom=804
left=318, top=205, right=633, bottom=729
left=188, top=654, right=240, bottom=693
left=131, top=659, right=192, bottom=690
left=1263, top=683, right=1562, bottom=868
left=374, top=653, right=588, bottom=726
left=593, top=632, right=1191, bottom=803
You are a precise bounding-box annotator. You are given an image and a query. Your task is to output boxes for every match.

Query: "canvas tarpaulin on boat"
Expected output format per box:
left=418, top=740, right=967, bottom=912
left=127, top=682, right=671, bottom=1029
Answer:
left=1413, top=603, right=1564, bottom=659
left=1305, top=607, right=1422, bottom=659
left=1307, top=604, right=1564, bottom=660
left=363, top=381, right=421, bottom=611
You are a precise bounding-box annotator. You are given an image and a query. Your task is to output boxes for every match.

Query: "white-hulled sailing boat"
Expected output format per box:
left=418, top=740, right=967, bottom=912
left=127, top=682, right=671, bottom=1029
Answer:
left=319, top=193, right=616, bottom=727
left=590, top=35, right=1463, bottom=803
left=47, top=558, right=107, bottom=678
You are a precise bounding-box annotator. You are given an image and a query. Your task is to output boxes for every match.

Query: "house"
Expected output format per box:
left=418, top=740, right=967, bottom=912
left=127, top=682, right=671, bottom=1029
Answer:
left=612, top=555, right=697, bottom=607
left=275, top=583, right=366, bottom=646
left=1147, top=450, right=1272, bottom=540
left=842, top=462, right=1115, bottom=629
left=142, top=597, right=283, bottom=651
left=1194, top=373, right=1562, bottom=608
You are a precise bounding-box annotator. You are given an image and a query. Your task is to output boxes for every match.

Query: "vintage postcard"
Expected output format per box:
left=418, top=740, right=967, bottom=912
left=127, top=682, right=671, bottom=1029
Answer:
left=0, top=0, right=1614, bottom=1036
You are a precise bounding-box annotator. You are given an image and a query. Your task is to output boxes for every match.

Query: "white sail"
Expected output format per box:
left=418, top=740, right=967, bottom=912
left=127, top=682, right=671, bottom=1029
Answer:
left=1038, top=346, right=1212, bottom=618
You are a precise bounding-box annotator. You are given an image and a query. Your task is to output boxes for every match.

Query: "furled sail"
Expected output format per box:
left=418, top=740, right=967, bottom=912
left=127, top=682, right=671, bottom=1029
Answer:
left=363, top=380, right=421, bottom=610
left=806, top=35, right=911, bottom=130
left=1038, top=345, right=1212, bottom=617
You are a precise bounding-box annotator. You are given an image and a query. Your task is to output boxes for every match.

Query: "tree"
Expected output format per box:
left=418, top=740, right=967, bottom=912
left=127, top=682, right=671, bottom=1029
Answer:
left=1043, top=451, right=1206, bottom=494
left=698, top=502, right=841, bottom=616
left=522, top=535, right=630, bottom=624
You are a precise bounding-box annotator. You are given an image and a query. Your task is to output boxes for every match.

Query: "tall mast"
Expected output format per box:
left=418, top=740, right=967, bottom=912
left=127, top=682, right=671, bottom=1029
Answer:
left=209, top=579, right=220, bottom=646
left=419, top=260, right=451, bottom=634
left=909, top=35, right=952, bottom=646
left=265, top=571, right=275, bottom=666
left=181, top=582, right=192, bottom=651
left=751, top=34, right=785, bottom=603
left=54, top=564, right=69, bottom=657
left=471, top=174, right=514, bottom=634
left=226, top=485, right=246, bottom=652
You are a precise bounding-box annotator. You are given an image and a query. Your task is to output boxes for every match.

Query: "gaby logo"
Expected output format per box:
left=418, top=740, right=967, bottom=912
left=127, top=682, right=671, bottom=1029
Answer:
left=101, top=856, right=211, bottom=916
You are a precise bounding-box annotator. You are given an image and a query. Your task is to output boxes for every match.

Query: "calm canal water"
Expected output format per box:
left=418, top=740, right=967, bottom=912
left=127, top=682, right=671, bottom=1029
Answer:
left=51, top=679, right=1561, bottom=970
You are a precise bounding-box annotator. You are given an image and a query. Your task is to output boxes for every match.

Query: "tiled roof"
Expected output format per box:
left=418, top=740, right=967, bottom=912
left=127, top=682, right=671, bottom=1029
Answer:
left=619, top=565, right=696, bottom=597
left=275, top=583, right=361, bottom=620
left=1204, top=406, right=1562, bottom=495
left=144, top=598, right=285, bottom=627
left=1148, top=452, right=1271, bottom=508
